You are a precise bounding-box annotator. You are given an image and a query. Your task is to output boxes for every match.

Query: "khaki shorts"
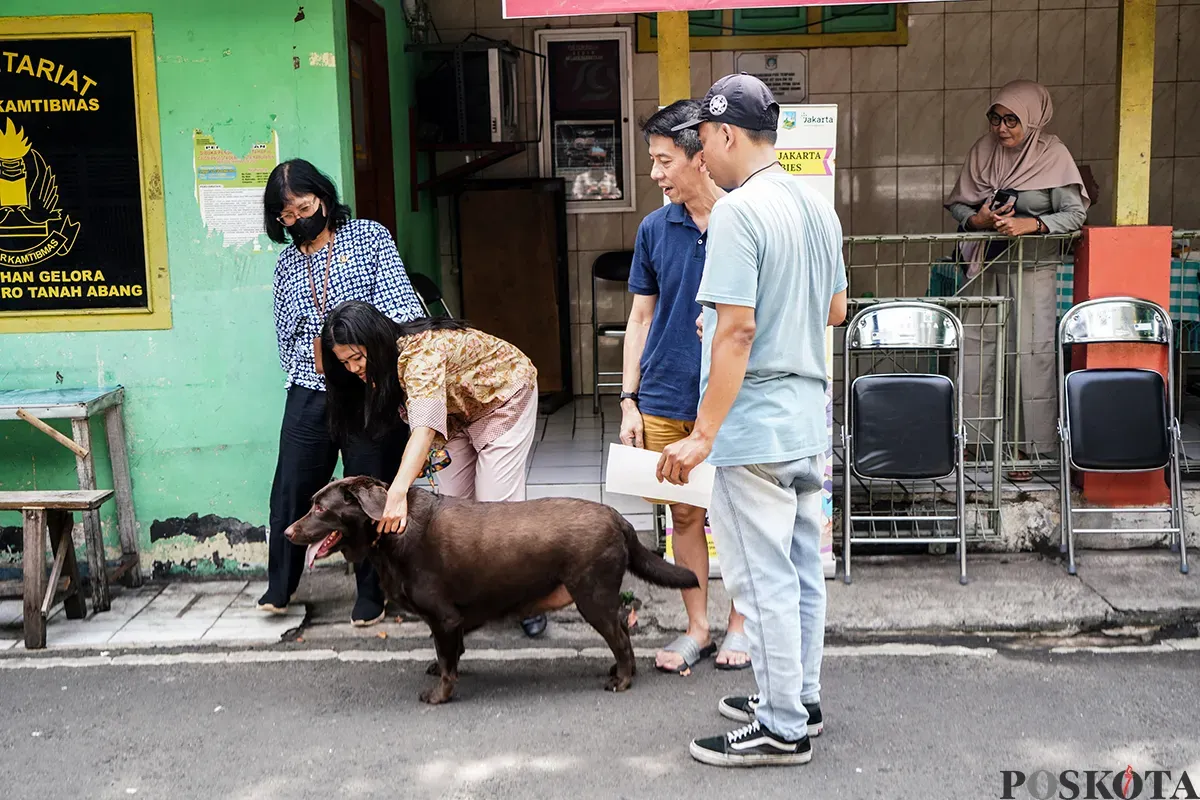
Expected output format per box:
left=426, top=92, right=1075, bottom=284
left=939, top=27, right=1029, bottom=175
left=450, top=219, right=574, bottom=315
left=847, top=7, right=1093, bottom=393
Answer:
left=641, top=413, right=694, bottom=453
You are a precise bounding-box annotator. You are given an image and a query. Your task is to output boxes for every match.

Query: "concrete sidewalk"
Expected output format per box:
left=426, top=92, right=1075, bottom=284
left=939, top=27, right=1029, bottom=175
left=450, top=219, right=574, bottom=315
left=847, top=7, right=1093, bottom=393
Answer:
left=6, top=550, right=1195, bottom=653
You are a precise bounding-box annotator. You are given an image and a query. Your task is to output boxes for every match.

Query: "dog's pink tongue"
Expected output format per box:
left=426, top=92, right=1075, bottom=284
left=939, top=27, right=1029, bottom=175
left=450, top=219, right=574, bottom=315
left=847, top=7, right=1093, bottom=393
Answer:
left=305, top=542, right=321, bottom=571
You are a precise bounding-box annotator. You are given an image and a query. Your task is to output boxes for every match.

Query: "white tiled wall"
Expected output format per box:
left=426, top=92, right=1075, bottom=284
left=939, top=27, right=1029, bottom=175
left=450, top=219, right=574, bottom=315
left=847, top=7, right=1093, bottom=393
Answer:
left=430, top=0, right=1200, bottom=398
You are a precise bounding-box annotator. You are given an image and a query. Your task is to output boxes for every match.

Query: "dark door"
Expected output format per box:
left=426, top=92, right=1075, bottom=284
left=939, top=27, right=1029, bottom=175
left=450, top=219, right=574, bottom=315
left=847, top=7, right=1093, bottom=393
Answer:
left=455, top=179, right=573, bottom=413
left=347, top=0, right=397, bottom=237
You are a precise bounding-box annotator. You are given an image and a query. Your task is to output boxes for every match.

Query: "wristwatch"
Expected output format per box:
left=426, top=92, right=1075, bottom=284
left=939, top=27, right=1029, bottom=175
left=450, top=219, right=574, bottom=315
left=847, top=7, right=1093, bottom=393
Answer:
left=619, top=391, right=639, bottom=404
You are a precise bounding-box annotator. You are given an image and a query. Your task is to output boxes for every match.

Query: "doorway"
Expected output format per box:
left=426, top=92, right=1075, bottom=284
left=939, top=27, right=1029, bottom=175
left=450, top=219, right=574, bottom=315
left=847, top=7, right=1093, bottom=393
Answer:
left=346, top=0, right=397, bottom=236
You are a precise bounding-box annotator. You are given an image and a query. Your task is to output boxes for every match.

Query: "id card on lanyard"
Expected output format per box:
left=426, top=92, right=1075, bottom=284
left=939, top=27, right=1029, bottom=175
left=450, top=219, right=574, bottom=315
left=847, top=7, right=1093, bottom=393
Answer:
left=308, top=234, right=335, bottom=374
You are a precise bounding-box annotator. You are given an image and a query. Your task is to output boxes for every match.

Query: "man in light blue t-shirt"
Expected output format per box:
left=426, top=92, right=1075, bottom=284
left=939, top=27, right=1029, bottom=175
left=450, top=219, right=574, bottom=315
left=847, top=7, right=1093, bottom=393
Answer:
left=658, top=73, right=848, bottom=768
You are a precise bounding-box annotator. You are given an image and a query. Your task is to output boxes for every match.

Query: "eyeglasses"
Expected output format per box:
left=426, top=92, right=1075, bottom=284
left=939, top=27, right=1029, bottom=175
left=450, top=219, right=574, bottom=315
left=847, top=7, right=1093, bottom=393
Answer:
left=987, top=112, right=1021, bottom=129
left=277, top=198, right=319, bottom=226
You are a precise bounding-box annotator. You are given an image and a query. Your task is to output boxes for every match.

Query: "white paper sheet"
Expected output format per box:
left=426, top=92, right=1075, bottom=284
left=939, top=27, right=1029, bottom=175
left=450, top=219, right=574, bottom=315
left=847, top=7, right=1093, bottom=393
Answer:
left=603, top=443, right=715, bottom=509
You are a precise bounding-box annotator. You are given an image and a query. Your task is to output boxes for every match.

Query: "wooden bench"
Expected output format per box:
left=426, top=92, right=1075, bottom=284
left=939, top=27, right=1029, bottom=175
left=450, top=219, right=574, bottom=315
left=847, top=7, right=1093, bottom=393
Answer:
left=0, top=387, right=144, bottom=613
left=0, top=490, right=114, bottom=649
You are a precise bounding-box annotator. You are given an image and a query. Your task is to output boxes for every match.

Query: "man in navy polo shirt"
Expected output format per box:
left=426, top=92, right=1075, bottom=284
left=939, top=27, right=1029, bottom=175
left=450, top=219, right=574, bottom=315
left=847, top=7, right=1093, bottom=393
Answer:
left=618, top=100, right=749, bottom=675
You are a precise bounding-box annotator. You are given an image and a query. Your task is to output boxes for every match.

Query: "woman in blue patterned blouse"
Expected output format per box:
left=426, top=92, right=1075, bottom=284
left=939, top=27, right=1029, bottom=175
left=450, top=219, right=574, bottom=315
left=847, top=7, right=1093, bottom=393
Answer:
left=257, top=158, right=424, bottom=626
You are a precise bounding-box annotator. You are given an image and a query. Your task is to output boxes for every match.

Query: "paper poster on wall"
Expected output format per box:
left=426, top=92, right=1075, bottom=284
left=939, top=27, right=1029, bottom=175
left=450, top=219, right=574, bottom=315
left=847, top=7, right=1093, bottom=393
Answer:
left=193, top=130, right=279, bottom=248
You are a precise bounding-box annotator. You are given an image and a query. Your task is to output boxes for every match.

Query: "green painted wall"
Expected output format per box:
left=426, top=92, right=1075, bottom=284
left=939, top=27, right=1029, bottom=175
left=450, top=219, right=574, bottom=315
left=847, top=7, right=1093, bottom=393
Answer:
left=0, top=0, right=436, bottom=577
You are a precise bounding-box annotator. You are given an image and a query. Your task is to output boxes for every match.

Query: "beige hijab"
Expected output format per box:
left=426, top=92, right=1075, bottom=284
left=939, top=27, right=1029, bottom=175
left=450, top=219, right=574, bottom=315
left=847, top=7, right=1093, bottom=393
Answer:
left=947, top=81, right=1089, bottom=276
left=949, top=80, right=1091, bottom=208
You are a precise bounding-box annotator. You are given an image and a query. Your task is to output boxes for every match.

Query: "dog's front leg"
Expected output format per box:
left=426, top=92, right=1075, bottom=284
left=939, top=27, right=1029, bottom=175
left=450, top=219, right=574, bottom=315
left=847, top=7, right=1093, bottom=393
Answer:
left=422, top=624, right=463, bottom=705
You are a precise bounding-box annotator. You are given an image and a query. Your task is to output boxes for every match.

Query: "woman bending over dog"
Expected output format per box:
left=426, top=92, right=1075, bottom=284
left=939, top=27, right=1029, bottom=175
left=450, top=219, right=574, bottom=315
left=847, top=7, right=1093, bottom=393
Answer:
left=320, top=300, right=553, bottom=636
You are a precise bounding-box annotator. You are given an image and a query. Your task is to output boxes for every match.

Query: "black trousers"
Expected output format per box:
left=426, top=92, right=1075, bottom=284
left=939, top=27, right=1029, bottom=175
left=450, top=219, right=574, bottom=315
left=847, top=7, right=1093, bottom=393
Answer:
left=267, top=386, right=407, bottom=604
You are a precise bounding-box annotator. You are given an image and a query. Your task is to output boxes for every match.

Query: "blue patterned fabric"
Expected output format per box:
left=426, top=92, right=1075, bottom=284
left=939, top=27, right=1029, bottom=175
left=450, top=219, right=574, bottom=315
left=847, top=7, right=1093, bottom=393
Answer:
left=272, top=219, right=424, bottom=390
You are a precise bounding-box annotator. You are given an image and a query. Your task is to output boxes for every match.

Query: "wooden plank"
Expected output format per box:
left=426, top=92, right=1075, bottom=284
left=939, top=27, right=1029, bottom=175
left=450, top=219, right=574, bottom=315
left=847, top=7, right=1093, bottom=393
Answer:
left=16, top=408, right=90, bottom=458
left=0, top=490, right=114, bottom=511
left=23, top=508, right=47, bottom=650
left=72, top=418, right=111, bottom=612
left=108, top=555, right=140, bottom=585
left=48, top=509, right=86, bottom=620
left=0, top=575, right=69, bottom=599
left=0, top=387, right=124, bottom=421
left=104, top=403, right=143, bottom=587
left=42, top=525, right=70, bottom=616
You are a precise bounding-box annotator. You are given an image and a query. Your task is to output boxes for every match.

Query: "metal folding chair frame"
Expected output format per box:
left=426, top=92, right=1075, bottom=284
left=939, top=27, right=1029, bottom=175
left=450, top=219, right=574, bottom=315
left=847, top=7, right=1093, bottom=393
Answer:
left=1056, top=296, right=1189, bottom=575
left=590, top=252, right=632, bottom=415
left=841, top=301, right=968, bottom=585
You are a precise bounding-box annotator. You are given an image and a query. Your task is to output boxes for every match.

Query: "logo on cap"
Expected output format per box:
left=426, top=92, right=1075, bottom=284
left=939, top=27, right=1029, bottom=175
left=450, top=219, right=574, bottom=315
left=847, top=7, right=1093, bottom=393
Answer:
left=709, top=95, right=728, bottom=117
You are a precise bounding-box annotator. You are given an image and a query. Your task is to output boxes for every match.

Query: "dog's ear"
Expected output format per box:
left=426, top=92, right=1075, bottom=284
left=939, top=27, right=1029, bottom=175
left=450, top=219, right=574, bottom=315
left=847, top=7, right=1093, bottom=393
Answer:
left=345, top=480, right=387, bottom=521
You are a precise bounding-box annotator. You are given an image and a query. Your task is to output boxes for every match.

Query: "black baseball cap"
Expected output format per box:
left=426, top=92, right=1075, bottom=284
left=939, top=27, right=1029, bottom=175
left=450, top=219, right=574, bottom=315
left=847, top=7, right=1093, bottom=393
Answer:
left=671, top=73, right=780, bottom=133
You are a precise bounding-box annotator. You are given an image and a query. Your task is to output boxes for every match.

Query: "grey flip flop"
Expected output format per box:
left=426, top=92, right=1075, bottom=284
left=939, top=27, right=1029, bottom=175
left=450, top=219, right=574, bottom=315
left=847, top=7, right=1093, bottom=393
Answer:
left=715, top=630, right=753, bottom=671
left=655, top=634, right=717, bottom=674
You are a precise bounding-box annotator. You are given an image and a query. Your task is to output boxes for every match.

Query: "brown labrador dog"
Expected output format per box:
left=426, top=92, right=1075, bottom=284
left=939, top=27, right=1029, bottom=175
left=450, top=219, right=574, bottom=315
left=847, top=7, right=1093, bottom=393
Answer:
left=285, top=476, right=699, bottom=704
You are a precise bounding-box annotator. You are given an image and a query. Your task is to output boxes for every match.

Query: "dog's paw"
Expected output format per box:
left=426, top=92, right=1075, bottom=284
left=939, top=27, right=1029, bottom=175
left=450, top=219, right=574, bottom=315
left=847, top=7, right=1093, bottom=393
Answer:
left=609, top=663, right=636, bottom=677
left=604, top=674, right=633, bottom=692
left=419, top=686, right=453, bottom=705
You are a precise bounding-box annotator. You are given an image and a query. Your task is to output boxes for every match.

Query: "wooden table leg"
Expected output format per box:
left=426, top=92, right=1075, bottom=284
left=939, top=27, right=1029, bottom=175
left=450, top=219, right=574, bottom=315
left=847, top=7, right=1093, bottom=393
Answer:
left=103, top=403, right=143, bottom=587
left=71, top=418, right=111, bottom=612
left=23, top=508, right=47, bottom=650
left=48, top=509, right=87, bottom=620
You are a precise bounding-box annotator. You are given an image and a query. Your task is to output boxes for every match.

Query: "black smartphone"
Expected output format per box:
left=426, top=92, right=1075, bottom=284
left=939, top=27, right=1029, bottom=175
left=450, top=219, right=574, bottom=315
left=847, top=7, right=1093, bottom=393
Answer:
left=990, top=189, right=1017, bottom=210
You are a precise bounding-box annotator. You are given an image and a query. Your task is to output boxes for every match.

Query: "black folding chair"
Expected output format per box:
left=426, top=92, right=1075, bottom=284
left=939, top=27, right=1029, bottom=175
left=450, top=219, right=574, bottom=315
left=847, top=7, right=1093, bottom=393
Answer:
left=842, top=301, right=968, bottom=585
left=408, top=272, right=454, bottom=318
left=1056, top=297, right=1189, bottom=575
left=591, top=251, right=632, bottom=415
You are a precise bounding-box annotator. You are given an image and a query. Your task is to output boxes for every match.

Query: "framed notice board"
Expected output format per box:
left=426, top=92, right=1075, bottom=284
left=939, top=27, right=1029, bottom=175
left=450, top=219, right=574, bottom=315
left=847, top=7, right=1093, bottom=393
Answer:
left=0, top=14, right=169, bottom=333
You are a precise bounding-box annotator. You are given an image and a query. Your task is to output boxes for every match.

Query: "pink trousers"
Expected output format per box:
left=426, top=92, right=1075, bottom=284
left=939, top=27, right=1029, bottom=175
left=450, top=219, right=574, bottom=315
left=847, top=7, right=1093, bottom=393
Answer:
left=434, top=390, right=538, bottom=502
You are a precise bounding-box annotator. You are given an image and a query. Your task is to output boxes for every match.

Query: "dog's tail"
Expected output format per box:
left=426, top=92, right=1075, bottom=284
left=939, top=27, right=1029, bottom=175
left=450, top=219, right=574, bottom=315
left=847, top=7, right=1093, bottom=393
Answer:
left=621, top=515, right=700, bottom=589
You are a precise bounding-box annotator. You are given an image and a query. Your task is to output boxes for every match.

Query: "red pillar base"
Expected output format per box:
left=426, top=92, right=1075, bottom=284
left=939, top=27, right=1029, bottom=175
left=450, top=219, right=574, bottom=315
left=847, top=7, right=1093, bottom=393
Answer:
left=1072, top=226, right=1172, bottom=505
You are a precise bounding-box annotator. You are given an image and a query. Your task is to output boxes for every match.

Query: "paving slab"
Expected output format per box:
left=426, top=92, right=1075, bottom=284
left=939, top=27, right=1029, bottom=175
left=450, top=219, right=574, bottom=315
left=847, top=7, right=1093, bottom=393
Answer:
left=1074, top=551, right=1199, bottom=617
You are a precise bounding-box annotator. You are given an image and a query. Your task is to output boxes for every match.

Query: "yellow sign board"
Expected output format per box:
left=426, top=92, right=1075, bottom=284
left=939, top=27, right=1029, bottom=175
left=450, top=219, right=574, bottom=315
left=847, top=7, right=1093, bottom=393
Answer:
left=778, top=148, right=833, bottom=177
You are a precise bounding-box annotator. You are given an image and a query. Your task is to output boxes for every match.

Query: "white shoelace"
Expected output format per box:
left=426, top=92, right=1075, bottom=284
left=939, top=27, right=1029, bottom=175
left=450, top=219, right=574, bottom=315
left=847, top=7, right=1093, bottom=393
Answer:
left=727, top=721, right=761, bottom=743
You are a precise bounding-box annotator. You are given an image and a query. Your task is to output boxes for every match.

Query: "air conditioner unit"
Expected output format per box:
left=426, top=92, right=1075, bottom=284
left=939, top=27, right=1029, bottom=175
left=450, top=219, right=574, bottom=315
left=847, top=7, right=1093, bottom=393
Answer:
left=412, top=41, right=520, bottom=145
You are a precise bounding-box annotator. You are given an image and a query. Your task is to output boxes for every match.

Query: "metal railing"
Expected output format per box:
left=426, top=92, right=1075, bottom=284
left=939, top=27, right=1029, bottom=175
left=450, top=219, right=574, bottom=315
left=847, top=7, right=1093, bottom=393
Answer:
left=1170, top=230, right=1200, bottom=472
left=837, top=231, right=1075, bottom=543
left=835, top=229, right=1200, bottom=544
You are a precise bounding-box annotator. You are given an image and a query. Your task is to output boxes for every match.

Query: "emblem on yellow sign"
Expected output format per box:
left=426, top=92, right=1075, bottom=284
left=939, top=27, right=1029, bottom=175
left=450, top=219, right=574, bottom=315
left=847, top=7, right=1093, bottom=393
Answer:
left=777, top=148, right=834, bottom=177
left=0, top=117, right=80, bottom=269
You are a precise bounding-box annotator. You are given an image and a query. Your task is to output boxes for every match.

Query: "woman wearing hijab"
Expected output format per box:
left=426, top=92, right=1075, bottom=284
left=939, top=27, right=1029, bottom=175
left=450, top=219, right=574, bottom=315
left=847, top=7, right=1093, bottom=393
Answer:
left=946, top=80, right=1089, bottom=481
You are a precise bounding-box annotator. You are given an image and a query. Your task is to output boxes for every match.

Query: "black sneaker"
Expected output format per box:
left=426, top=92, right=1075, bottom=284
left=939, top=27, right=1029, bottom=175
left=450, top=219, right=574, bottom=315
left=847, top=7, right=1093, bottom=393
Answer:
left=689, top=721, right=812, bottom=767
left=718, top=694, right=824, bottom=737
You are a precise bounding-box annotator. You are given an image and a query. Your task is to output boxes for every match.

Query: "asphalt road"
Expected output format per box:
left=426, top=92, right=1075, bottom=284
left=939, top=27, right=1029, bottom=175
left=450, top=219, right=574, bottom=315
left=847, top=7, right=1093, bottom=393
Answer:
left=1, top=646, right=1198, bottom=800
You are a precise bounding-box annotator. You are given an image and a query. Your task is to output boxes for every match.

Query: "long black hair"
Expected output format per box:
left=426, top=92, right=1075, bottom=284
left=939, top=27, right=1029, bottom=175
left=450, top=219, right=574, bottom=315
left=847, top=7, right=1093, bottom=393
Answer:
left=321, top=300, right=474, bottom=442
left=263, top=159, right=353, bottom=244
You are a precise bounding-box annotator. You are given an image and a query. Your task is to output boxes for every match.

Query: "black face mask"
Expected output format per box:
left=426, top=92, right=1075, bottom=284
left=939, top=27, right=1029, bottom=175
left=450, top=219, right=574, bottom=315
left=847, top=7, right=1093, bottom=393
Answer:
left=287, top=204, right=328, bottom=246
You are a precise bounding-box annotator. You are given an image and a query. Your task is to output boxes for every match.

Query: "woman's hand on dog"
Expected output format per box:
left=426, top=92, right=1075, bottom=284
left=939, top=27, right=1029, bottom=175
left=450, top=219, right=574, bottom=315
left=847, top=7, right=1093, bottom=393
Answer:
left=378, top=483, right=409, bottom=534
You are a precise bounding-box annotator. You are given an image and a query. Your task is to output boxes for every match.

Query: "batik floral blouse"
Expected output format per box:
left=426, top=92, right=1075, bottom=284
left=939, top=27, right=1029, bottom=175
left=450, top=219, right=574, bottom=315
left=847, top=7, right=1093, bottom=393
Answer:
left=396, top=328, right=537, bottom=445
